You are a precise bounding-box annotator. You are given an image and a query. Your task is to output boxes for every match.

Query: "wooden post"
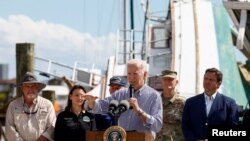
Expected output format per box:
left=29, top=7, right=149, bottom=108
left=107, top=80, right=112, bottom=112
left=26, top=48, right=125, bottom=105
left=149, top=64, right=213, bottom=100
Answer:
left=42, top=90, right=55, bottom=103
left=16, top=43, right=35, bottom=97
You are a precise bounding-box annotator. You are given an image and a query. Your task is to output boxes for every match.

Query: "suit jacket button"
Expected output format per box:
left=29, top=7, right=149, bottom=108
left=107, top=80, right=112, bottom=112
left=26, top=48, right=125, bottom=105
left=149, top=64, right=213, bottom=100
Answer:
left=205, top=122, right=208, bottom=126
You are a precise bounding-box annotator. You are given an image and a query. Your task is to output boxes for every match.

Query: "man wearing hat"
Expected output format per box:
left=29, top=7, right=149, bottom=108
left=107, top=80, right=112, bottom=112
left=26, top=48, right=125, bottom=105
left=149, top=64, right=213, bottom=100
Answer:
left=108, top=76, right=127, bottom=94
left=5, top=72, right=56, bottom=141
left=95, top=76, right=127, bottom=131
left=156, top=69, right=186, bottom=141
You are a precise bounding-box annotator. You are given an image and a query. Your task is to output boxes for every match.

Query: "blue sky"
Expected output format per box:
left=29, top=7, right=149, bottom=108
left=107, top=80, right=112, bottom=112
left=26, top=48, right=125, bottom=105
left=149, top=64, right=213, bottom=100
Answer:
left=0, top=0, right=167, bottom=37
left=0, top=0, right=119, bottom=37
left=0, top=0, right=168, bottom=79
left=0, top=0, right=246, bottom=80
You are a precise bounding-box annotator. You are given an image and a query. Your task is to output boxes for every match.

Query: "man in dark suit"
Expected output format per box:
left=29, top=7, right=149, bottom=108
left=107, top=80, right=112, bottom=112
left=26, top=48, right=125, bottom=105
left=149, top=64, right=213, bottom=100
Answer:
left=181, top=68, right=239, bottom=141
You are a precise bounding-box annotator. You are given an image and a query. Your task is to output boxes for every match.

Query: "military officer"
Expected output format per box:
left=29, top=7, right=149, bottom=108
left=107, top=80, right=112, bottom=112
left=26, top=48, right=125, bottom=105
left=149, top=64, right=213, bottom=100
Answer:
left=156, top=69, right=186, bottom=141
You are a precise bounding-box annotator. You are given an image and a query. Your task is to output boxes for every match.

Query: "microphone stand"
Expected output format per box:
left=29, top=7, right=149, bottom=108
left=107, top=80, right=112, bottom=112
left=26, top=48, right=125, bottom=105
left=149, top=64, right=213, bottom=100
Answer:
left=113, top=111, right=119, bottom=126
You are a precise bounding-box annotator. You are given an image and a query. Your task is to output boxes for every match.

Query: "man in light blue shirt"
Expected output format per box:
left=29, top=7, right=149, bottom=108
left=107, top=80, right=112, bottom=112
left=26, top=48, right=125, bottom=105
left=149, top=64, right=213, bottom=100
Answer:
left=84, top=59, right=163, bottom=138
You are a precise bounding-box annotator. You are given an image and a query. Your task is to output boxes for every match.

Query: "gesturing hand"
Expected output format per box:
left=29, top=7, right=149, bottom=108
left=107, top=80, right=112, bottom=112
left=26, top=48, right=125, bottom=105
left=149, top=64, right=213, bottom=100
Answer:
left=83, top=93, right=98, bottom=109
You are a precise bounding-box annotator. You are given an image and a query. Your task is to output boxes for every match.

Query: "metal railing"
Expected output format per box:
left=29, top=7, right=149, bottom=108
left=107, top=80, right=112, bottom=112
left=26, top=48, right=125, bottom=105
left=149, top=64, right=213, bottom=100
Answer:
left=34, top=56, right=105, bottom=88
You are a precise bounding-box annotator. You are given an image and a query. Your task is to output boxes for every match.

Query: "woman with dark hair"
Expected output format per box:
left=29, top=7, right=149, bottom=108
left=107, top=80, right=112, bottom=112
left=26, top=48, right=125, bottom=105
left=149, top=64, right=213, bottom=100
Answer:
left=54, top=85, right=95, bottom=141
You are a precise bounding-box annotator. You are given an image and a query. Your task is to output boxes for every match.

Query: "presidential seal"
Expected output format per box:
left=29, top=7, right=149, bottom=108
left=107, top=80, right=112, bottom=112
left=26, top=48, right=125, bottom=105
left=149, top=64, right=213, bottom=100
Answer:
left=103, top=126, right=126, bottom=141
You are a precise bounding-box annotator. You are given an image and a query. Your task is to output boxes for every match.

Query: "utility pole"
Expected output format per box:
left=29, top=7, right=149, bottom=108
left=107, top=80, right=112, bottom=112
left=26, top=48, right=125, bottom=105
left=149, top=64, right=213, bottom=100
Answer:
left=16, top=43, right=35, bottom=97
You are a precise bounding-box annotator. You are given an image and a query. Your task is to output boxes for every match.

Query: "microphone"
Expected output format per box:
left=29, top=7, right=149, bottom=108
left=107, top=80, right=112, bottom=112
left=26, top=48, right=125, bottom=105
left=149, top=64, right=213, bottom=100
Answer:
left=117, top=100, right=130, bottom=116
left=129, top=85, right=134, bottom=98
left=108, top=100, right=119, bottom=116
left=129, top=85, right=134, bottom=109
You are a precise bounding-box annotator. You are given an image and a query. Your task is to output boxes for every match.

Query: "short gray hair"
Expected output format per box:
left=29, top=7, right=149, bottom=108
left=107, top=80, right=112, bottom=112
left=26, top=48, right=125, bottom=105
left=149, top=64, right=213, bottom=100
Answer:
left=127, top=59, right=147, bottom=72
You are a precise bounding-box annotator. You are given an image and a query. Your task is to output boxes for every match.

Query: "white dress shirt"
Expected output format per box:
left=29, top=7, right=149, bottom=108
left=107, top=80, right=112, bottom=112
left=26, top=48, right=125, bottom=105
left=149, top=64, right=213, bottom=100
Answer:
left=204, top=92, right=217, bottom=116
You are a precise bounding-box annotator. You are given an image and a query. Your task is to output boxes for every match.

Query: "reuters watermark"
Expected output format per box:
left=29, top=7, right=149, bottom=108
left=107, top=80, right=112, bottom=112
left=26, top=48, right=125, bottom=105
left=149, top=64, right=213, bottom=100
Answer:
left=212, top=129, right=246, bottom=136
left=208, top=125, right=249, bottom=140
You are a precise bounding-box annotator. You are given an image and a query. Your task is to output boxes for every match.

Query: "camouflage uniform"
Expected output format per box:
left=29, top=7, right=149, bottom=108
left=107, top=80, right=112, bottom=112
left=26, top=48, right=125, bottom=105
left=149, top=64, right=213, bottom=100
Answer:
left=156, top=92, right=185, bottom=141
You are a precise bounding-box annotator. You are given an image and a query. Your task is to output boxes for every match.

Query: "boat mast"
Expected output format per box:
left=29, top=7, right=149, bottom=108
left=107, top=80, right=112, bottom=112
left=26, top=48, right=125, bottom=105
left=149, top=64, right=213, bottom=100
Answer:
left=123, top=0, right=127, bottom=64
left=141, top=0, right=149, bottom=61
left=193, top=0, right=200, bottom=94
left=130, top=0, right=135, bottom=59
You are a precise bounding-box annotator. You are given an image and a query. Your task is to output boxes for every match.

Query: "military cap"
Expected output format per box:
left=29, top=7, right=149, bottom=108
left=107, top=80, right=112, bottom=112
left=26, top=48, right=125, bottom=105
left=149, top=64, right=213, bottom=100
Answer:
left=161, top=69, right=177, bottom=79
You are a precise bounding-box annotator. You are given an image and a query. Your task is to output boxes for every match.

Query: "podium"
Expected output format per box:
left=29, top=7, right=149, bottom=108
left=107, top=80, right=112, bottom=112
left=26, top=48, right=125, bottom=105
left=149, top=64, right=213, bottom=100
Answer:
left=86, top=131, right=154, bottom=141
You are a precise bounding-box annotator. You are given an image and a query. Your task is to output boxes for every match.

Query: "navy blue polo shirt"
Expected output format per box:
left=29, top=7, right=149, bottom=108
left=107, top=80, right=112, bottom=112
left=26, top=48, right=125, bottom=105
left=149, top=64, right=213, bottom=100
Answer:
left=54, top=109, right=95, bottom=141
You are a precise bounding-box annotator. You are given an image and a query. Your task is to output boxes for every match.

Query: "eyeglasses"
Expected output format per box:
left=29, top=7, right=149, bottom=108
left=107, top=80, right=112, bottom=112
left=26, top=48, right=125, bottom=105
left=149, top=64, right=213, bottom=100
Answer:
left=23, top=103, right=39, bottom=115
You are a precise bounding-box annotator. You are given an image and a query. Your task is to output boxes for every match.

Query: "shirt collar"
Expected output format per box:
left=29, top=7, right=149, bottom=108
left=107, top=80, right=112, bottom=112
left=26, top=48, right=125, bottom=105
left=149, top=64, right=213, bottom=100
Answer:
left=169, top=92, right=179, bottom=103
left=126, top=84, right=147, bottom=96
left=21, top=95, right=39, bottom=105
left=162, top=91, right=178, bottom=103
left=204, top=92, right=217, bottom=100
left=136, top=84, right=147, bottom=96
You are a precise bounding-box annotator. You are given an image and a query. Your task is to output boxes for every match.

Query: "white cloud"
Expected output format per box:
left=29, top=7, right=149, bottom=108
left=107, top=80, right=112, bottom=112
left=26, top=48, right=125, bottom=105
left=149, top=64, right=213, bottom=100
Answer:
left=0, top=15, right=117, bottom=78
